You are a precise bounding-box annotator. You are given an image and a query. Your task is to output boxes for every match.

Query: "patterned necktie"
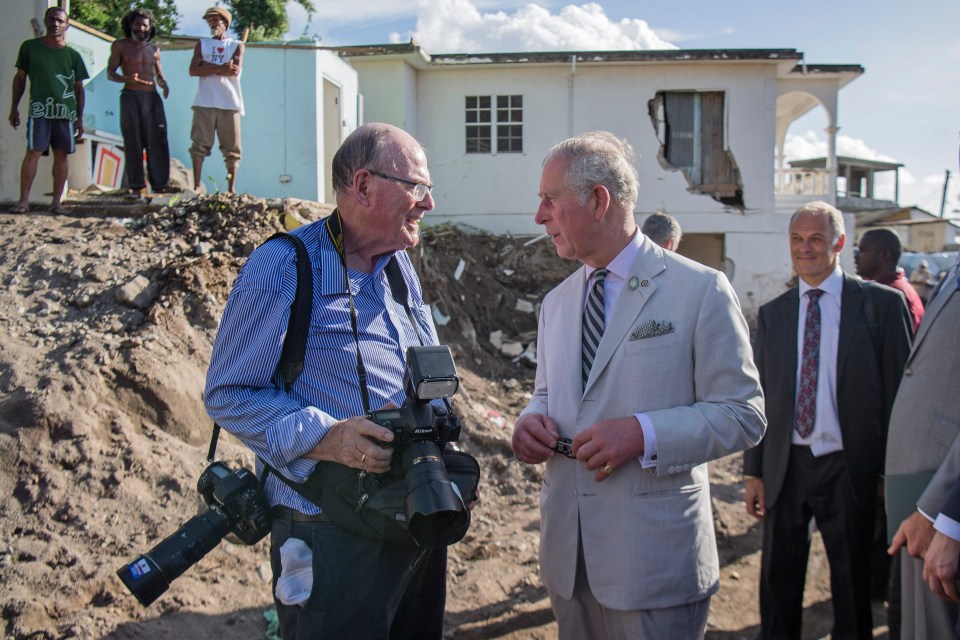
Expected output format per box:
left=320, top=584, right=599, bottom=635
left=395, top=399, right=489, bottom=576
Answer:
left=794, top=289, right=823, bottom=438
left=582, top=268, right=608, bottom=387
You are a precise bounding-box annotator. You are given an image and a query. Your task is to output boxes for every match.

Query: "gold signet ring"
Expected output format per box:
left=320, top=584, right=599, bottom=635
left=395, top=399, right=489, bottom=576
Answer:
left=602, top=463, right=615, bottom=475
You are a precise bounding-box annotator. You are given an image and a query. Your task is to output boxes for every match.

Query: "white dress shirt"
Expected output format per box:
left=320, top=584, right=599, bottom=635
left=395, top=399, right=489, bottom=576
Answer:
left=793, top=264, right=844, bottom=456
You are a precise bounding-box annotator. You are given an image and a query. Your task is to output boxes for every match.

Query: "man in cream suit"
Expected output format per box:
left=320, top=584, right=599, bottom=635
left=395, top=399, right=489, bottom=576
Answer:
left=886, top=251, right=960, bottom=638
left=512, top=131, right=766, bottom=639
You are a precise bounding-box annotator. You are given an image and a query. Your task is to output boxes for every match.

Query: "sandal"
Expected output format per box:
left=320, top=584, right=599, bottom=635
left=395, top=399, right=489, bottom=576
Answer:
left=10, top=203, right=28, bottom=214
left=49, top=204, right=66, bottom=215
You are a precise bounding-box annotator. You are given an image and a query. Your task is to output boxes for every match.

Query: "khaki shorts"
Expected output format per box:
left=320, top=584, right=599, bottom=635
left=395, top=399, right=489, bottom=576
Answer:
left=189, top=106, right=241, bottom=169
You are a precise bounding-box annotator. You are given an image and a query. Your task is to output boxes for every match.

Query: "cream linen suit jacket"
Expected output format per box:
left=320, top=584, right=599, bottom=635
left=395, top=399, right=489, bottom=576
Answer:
left=520, top=237, right=765, bottom=611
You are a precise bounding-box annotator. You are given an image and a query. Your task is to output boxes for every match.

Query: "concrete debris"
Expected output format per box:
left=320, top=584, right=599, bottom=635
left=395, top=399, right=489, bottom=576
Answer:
left=431, top=305, right=451, bottom=326
left=115, top=275, right=156, bottom=310
left=514, top=299, right=535, bottom=313
left=500, top=341, right=524, bottom=357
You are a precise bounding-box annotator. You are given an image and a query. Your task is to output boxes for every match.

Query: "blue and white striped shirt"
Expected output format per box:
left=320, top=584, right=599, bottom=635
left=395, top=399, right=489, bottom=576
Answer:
left=204, top=219, right=439, bottom=514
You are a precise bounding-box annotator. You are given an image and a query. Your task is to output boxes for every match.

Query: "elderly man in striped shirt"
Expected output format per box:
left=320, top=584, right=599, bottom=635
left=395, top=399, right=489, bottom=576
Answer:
left=205, top=122, right=445, bottom=639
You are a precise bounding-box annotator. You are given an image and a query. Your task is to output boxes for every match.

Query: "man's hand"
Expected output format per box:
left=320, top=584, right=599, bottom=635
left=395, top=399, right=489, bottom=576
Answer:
left=923, top=531, right=960, bottom=602
left=9, top=109, right=19, bottom=129
left=744, top=476, right=766, bottom=519
left=74, top=121, right=84, bottom=140
left=573, top=416, right=644, bottom=483
left=512, top=413, right=560, bottom=464
left=305, top=416, right=394, bottom=474
left=889, top=510, right=936, bottom=559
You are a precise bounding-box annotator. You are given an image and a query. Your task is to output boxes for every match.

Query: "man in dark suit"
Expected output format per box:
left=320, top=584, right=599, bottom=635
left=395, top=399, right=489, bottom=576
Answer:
left=743, top=201, right=913, bottom=639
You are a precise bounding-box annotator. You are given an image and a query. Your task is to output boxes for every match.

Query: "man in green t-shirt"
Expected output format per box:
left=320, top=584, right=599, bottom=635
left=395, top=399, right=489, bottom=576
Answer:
left=8, top=6, right=89, bottom=214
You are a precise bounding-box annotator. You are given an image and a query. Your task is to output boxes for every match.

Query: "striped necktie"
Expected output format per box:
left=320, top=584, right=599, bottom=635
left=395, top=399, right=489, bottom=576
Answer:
left=582, top=268, right=608, bottom=387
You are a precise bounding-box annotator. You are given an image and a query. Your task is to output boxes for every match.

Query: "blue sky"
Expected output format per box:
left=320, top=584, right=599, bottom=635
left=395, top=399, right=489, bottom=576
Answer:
left=174, top=0, right=960, bottom=215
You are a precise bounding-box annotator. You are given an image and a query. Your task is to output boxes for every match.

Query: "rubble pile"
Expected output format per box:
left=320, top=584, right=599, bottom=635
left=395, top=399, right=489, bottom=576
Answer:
left=0, top=195, right=574, bottom=639
left=0, top=195, right=777, bottom=639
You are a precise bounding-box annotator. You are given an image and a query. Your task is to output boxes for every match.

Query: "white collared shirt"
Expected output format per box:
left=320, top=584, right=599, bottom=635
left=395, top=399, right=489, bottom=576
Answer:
left=584, top=229, right=658, bottom=468
left=793, top=264, right=844, bottom=456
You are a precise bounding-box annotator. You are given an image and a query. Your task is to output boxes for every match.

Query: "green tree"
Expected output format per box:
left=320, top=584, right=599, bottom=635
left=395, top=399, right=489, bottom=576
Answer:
left=70, top=0, right=180, bottom=39
left=224, top=0, right=315, bottom=42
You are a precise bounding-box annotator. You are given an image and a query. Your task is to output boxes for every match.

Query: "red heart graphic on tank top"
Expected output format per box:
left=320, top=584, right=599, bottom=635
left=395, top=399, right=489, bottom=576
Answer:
left=217, top=47, right=224, bottom=53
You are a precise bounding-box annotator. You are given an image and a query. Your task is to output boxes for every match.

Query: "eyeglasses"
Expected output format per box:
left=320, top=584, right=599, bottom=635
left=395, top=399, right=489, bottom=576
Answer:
left=368, top=170, right=433, bottom=201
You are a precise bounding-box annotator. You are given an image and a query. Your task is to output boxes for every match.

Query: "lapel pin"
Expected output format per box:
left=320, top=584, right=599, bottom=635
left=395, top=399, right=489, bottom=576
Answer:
left=640, top=279, right=649, bottom=287
left=629, top=276, right=640, bottom=290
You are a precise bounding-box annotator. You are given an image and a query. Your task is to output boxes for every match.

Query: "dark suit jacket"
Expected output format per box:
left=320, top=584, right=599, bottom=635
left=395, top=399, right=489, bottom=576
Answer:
left=743, top=273, right=912, bottom=509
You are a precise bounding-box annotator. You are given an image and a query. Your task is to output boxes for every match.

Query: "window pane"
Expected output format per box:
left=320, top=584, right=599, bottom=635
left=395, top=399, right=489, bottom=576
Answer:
left=466, top=96, right=493, bottom=152
left=497, top=124, right=523, bottom=153
left=493, top=95, right=523, bottom=153
left=663, top=92, right=695, bottom=169
left=467, top=125, right=491, bottom=154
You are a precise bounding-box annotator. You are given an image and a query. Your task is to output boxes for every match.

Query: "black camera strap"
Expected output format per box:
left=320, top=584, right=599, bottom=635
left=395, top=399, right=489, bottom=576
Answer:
left=206, top=231, right=313, bottom=463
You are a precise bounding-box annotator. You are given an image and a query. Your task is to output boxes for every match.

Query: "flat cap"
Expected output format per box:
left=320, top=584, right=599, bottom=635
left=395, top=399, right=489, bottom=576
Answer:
left=203, top=6, right=232, bottom=27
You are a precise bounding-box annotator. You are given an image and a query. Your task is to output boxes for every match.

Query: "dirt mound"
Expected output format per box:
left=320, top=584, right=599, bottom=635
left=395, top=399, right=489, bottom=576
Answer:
left=0, top=194, right=844, bottom=639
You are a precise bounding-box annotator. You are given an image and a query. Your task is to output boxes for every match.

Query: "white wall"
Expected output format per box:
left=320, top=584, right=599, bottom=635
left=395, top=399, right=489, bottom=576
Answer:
left=356, top=60, right=783, bottom=233
left=352, top=56, right=808, bottom=316
left=350, top=59, right=415, bottom=134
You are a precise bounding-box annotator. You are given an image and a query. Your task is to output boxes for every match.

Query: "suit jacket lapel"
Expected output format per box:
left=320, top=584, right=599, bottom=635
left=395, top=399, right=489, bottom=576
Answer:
left=584, top=241, right=664, bottom=395
left=555, top=267, right=589, bottom=397
left=783, top=291, right=800, bottom=397
left=837, top=275, right=862, bottom=375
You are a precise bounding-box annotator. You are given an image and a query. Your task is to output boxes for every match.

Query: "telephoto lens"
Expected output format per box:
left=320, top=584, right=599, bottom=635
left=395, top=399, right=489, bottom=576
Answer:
left=402, top=439, right=469, bottom=547
left=116, top=507, right=234, bottom=606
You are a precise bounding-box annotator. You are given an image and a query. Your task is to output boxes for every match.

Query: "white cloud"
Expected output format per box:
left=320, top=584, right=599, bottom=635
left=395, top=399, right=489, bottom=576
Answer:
left=410, top=0, right=676, bottom=53
left=783, top=130, right=826, bottom=161
left=783, top=130, right=898, bottom=164
left=295, top=0, right=419, bottom=26
left=782, top=131, right=951, bottom=208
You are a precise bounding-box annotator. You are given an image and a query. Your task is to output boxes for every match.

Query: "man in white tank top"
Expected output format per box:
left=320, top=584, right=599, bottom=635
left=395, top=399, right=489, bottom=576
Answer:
left=188, top=6, right=244, bottom=193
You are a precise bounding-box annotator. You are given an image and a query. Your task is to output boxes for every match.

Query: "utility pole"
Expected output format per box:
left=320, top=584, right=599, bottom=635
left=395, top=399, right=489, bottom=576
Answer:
left=940, top=169, right=951, bottom=217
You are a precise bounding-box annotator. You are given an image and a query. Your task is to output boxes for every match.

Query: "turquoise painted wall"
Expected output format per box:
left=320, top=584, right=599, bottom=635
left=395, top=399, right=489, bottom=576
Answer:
left=146, top=44, right=357, bottom=200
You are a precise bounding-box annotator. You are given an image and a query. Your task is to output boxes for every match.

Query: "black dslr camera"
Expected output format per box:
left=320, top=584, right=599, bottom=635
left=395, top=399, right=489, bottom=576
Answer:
left=116, top=461, right=271, bottom=607
left=368, top=345, right=468, bottom=547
